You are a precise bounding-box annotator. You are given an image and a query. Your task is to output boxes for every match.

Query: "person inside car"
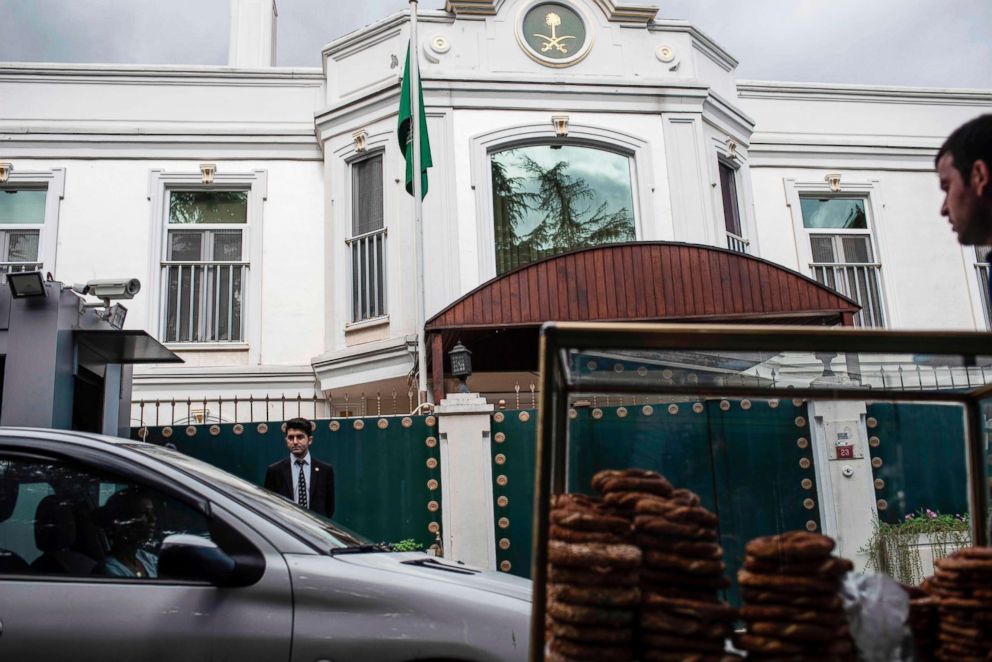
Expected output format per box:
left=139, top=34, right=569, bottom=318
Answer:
left=94, top=488, right=159, bottom=578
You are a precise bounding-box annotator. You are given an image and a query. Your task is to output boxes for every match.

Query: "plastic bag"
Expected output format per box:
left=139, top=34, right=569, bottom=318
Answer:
left=840, top=572, right=915, bottom=662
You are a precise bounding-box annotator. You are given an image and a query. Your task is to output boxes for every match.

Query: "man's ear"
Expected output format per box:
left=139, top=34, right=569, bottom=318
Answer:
left=973, top=159, right=990, bottom=197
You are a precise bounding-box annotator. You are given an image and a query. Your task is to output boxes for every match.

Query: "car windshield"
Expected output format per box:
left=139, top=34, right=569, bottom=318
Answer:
left=123, top=442, right=370, bottom=550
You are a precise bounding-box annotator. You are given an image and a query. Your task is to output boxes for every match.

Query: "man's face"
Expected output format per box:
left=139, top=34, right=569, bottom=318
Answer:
left=938, top=153, right=992, bottom=245
left=285, top=428, right=313, bottom=458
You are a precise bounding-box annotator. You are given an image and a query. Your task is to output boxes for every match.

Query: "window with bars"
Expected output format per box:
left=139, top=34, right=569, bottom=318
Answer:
left=162, top=191, right=248, bottom=343
left=974, top=246, right=991, bottom=329
left=801, top=197, right=885, bottom=327
left=0, top=189, right=46, bottom=276
left=348, top=154, right=386, bottom=322
left=718, top=162, right=748, bottom=254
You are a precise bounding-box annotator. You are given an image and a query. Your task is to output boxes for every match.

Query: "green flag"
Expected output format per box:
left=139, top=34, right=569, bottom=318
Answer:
left=397, top=44, right=433, bottom=199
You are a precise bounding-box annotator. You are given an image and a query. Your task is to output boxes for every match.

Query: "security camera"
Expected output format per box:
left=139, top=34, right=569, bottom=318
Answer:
left=82, top=278, right=141, bottom=300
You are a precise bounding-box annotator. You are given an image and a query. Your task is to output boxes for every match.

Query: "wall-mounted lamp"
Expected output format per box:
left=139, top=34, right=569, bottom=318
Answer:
left=448, top=340, right=473, bottom=394
left=0, top=162, right=12, bottom=183
left=825, top=173, right=842, bottom=192
left=7, top=270, right=46, bottom=298
left=200, top=163, right=217, bottom=184
left=551, top=115, right=569, bottom=138
left=353, top=129, right=369, bottom=153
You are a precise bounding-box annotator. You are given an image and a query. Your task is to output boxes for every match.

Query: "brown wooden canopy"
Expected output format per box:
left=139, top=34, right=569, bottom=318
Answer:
left=425, top=241, right=859, bottom=402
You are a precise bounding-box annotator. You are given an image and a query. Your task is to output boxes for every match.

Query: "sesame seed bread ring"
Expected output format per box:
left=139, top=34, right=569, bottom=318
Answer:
left=748, top=620, right=840, bottom=642
left=548, top=540, right=642, bottom=569
left=633, top=535, right=724, bottom=559
left=740, top=588, right=843, bottom=610
left=641, top=653, right=743, bottom=662
left=732, top=633, right=805, bottom=655
left=548, top=583, right=641, bottom=608
left=737, top=569, right=839, bottom=594
left=548, top=637, right=634, bottom=662
left=936, top=555, right=992, bottom=574
left=957, top=546, right=992, bottom=560
left=739, top=604, right=845, bottom=625
left=640, top=593, right=737, bottom=622
left=635, top=633, right=726, bottom=654
left=744, top=555, right=853, bottom=577
left=641, top=569, right=731, bottom=590
left=550, top=509, right=632, bottom=534
left=546, top=600, right=635, bottom=626
left=745, top=531, right=836, bottom=561
left=603, top=490, right=664, bottom=510
left=548, top=621, right=633, bottom=644
left=634, top=497, right=719, bottom=528
left=644, top=550, right=726, bottom=576
left=549, top=524, right=627, bottom=544
left=597, top=475, right=675, bottom=497
left=669, top=488, right=702, bottom=506
left=591, top=468, right=670, bottom=493
left=634, top=515, right=719, bottom=541
left=639, top=610, right=734, bottom=637
left=547, top=564, right=639, bottom=586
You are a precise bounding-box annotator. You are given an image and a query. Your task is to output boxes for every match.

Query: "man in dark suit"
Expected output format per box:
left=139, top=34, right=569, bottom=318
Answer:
left=263, top=417, right=335, bottom=518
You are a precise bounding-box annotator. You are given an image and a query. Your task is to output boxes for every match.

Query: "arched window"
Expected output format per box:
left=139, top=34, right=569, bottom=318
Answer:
left=490, top=144, right=635, bottom=275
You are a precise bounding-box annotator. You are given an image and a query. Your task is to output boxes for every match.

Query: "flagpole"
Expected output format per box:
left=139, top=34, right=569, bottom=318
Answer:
left=409, top=0, right=430, bottom=406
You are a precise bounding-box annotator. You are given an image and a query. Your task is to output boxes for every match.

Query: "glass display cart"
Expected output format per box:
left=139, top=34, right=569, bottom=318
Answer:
left=531, top=322, right=992, bottom=660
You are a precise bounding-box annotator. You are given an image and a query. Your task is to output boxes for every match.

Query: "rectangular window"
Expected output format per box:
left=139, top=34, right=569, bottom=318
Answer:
left=801, top=197, right=884, bottom=327
left=718, top=163, right=746, bottom=254
left=162, top=191, right=248, bottom=343
left=975, top=246, right=991, bottom=330
left=0, top=189, right=46, bottom=275
left=348, top=154, right=386, bottom=322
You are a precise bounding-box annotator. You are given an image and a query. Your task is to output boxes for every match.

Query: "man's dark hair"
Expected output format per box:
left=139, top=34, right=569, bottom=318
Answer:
left=285, top=417, right=312, bottom=436
left=936, top=114, right=992, bottom=183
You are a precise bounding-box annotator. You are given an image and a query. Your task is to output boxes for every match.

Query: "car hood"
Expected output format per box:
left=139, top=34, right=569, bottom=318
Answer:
left=334, top=551, right=533, bottom=602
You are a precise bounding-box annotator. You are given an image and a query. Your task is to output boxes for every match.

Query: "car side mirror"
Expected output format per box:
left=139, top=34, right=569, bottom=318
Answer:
left=158, top=534, right=244, bottom=586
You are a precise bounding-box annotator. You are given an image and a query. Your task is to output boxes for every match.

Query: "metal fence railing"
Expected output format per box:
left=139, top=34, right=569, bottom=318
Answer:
left=347, top=228, right=386, bottom=322
left=725, top=231, right=749, bottom=255
left=810, top=262, right=885, bottom=327
left=0, top=262, right=43, bottom=279
left=162, top=261, right=247, bottom=343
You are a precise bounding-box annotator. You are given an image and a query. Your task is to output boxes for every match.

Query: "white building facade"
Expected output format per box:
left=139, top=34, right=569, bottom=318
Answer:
left=1, top=0, right=990, bottom=424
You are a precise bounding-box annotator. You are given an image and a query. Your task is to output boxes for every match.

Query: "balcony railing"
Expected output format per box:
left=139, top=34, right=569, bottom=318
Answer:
left=810, top=262, right=885, bottom=327
left=726, top=231, right=750, bottom=255
left=162, top=262, right=247, bottom=343
left=346, top=228, right=386, bottom=322
left=976, top=262, right=991, bottom=330
left=0, top=262, right=43, bottom=280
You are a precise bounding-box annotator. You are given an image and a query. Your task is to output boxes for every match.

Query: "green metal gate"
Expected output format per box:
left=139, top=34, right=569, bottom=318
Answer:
left=133, top=414, right=442, bottom=549
left=490, top=398, right=821, bottom=607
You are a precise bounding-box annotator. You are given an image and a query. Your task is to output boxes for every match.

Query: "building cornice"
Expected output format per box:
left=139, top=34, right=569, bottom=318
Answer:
left=0, top=126, right=321, bottom=160
left=0, top=62, right=323, bottom=86
left=316, top=74, right=713, bottom=138
left=738, top=80, right=992, bottom=105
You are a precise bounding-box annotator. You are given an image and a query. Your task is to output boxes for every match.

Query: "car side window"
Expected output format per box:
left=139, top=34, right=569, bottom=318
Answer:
left=0, top=455, right=209, bottom=579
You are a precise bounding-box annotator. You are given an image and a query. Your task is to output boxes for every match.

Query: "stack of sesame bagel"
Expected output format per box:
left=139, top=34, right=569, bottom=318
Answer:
left=734, top=531, right=856, bottom=661
left=545, top=492, right=642, bottom=661
left=594, top=469, right=742, bottom=662
left=905, top=585, right=938, bottom=660
left=926, top=547, right=992, bottom=661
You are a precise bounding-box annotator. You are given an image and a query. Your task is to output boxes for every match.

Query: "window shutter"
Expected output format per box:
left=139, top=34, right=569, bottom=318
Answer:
left=352, top=155, right=384, bottom=236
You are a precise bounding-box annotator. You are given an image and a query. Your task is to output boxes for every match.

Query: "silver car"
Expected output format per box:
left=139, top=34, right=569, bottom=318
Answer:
left=0, top=428, right=531, bottom=661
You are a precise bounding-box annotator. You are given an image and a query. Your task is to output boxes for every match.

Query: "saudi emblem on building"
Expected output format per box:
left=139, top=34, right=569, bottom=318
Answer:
left=518, top=1, right=591, bottom=67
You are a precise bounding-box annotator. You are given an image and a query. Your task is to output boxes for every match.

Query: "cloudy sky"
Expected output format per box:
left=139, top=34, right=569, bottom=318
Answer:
left=1, top=0, right=990, bottom=89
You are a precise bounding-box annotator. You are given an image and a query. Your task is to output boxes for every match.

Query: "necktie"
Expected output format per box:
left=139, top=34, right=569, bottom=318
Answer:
left=296, top=459, right=308, bottom=509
